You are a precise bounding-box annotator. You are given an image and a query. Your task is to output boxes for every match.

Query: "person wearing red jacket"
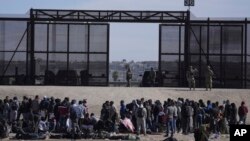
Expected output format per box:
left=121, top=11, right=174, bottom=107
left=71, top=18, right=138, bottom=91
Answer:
left=238, top=101, right=248, bottom=125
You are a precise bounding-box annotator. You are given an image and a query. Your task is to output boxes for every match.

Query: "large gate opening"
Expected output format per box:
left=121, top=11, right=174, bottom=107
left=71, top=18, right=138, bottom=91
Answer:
left=109, top=23, right=158, bottom=85
left=110, top=23, right=158, bottom=62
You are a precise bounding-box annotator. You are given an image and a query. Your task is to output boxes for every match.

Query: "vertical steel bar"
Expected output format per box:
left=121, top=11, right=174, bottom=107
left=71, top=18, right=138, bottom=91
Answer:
left=107, top=24, right=110, bottom=86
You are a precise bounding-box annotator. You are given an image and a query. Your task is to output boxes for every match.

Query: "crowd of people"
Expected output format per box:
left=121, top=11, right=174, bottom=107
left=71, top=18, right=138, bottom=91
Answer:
left=0, top=95, right=248, bottom=140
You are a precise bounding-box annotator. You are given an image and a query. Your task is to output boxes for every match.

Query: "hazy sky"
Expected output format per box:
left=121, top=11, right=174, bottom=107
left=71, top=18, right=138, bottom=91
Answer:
left=1, top=0, right=250, bottom=61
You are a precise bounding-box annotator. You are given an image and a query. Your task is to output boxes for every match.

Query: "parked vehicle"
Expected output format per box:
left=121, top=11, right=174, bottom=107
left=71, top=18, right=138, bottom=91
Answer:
left=140, top=70, right=163, bottom=87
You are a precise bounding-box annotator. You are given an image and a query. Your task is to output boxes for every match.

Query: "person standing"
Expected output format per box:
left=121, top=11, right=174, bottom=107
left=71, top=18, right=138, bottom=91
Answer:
left=3, top=99, right=10, bottom=122
left=10, top=97, right=19, bottom=124
left=149, top=67, right=156, bottom=87
left=135, top=101, right=147, bottom=135
left=186, top=66, right=198, bottom=90
left=166, top=100, right=177, bottom=137
left=238, top=101, right=248, bottom=124
left=126, top=68, right=132, bottom=87
left=185, top=101, right=194, bottom=134
left=31, top=95, right=41, bottom=133
left=120, top=100, right=126, bottom=119
left=205, top=65, right=214, bottom=91
left=229, top=103, right=237, bottom=125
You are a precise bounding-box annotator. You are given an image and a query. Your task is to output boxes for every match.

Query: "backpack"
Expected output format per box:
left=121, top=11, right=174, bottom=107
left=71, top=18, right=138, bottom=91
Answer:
left=137, top=107, right=144, bottom=118
left=40, top=100, right=49, bottom=110
left=11, top=102, right=18, bottom=111
left=185, top=106, right=192, bottom=117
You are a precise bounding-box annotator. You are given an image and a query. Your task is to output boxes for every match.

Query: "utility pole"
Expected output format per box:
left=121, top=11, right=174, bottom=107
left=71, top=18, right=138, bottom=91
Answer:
left=183, top=0, right=194, bottom=86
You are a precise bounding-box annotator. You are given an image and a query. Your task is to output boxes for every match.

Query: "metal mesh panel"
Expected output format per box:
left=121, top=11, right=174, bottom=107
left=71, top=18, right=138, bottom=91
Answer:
left=35, top=24, right=47, bottom=51
left=0, top=21, right=4, bottom=75
left=88, top=54, right=107, bottom=86
left=200, top=55, right=207, bottom=87
left=180, top=26, right=185, bottom=54
left=248, top=24, right=250, bottom=55
left=201, top=26, right=208, bottom=54
left=247, top=56, right=250, bottom=88
left=180, top=55, right=185, bottom=86
left=160, top=25, right=183, bottom=87
left=35, top=53, right=47, bottom=76
left=0, top=21, right=5, bottom=52
left=2, top=52, right=26, bottom=76
left=0, top=52, right=26, bottom=84
left=222, top=56, right=242, bottom=88
left=69, top=54, right=88, bottom=86
left=33, top=23, right=109, bottom=86
left=34, top=53, right=46, bottom=84
left=208, top=56, right=221, bottom=87
left=69, top=54, right=87, bottom=74
left=161, top=26, right=180, bottom=53
left=69, top=24, right=88, bottom=52
left=161, top=55, right=179, bottom=86
left=89, top=25, right=108, bottom=52
left=190, top=55, right=199, bottom=68
left=190, top=26, right=200, bottom=54
left=222, top=26, right=242, bottom=54
left=190, top=55, right=200, bottom=86
left=0, top=20, right=27, bottom=85
left=247, top=24, right=250, bottom=88
left=49, top=24, right=67, bottom=52
left=0, top=21, right=27, bottom=51
left=48, top=53, right=67, bottom=75
left=88, top=24, right=109, bottom=86
left=209, top=26, right=221, bottom=54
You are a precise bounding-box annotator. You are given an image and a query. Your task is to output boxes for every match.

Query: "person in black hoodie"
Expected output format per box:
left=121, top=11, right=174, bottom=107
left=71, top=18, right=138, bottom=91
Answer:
left=0, top=99, right=4, bottom=118
left=229, top=103, right=237, bottom=125
left=48, top=97, right=55, bottom=120
left=224, top=100, right=231, bottom=123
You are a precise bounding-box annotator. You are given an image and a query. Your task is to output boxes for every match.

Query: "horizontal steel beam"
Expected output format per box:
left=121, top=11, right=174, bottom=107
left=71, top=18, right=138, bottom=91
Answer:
left=30, top=9, right=188, bottom=23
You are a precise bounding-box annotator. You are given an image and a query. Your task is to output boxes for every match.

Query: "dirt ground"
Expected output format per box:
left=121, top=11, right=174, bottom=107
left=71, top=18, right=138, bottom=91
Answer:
left=0, top=86, right=249, bottom=141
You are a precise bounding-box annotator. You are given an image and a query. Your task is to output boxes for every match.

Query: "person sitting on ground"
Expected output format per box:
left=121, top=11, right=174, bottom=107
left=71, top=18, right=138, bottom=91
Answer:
left=38, top=117, right=49, bottom=133
left=0, top=118, right=9, bottom=139
left=119, top=115, right=135, bottom=133
left=80, top=113, right=94, bottom=131
left=90, top=113, right=98, bottom=125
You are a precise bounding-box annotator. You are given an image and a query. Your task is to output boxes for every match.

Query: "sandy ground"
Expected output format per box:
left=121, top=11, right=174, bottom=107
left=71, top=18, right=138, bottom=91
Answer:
left=0, top=86, right=249, bottom=141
